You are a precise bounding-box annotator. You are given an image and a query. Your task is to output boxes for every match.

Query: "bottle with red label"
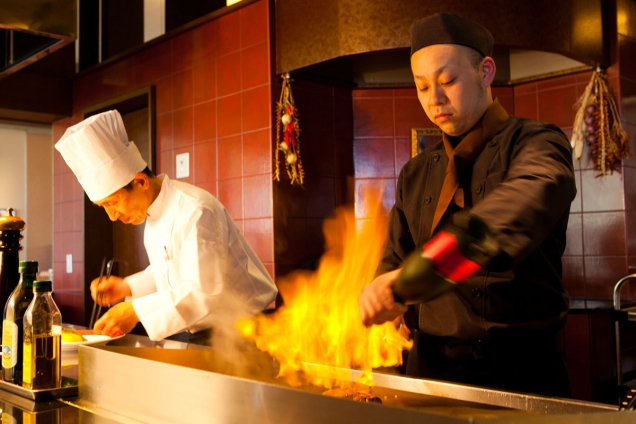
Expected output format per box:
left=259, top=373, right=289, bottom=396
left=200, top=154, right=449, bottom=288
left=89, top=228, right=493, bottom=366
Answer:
left=392, top=212, right=499, bottom=304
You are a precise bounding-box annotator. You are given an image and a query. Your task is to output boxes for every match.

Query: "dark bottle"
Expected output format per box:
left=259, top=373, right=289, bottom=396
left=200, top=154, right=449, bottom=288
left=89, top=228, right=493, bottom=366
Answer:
left=22, top=280, right=62, bottom=390
left=3, top=260, right=38, bottom=384
left=0, top=208, right=25, bottom=338
left=392, top=212, right=500, bottom=305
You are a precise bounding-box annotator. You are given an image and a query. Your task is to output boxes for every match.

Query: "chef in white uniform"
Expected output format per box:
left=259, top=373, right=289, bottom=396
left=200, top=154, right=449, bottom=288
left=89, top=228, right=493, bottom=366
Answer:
left=55, top=110, right=278, bottom=342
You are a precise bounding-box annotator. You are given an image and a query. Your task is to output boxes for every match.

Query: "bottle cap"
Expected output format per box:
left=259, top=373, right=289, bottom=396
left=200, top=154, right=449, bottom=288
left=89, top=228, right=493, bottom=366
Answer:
left=33, top=280, right=52, bottom=292
left=19, top=260, right=39, bottom=274
left=0, top=208, right=25, bottom=231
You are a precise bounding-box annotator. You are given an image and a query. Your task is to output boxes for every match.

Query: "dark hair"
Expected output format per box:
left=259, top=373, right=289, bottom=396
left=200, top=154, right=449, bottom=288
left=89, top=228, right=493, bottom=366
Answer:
left=122, top=167, right=155, bottom=191
left=467, top=48, right=485, bottom=69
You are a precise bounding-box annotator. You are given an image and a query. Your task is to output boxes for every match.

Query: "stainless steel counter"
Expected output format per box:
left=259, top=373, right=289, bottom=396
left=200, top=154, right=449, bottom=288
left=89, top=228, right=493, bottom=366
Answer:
left=49, top=334, right=634, bottom=423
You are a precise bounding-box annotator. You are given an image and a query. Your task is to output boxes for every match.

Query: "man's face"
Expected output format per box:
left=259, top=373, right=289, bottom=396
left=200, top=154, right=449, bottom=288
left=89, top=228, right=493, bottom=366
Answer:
left=411, top=44, right=489, bottom=137
left=94, top=183, right=149, bottom=225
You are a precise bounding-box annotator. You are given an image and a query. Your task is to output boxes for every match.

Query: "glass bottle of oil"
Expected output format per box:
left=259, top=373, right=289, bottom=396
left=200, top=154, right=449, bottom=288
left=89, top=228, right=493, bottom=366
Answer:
left=2, top=260, right=37, bottom=384
left=22, top=280, right=61, bottom=390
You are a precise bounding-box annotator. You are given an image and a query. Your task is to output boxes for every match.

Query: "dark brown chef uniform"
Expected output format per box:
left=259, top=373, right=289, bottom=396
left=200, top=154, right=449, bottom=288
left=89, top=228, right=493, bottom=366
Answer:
left=378, top=99, right=576, bottom=397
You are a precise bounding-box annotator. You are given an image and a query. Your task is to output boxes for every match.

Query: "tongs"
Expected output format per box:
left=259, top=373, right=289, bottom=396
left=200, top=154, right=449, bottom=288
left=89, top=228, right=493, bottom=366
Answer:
left=89, top=257, right=114, bottom=330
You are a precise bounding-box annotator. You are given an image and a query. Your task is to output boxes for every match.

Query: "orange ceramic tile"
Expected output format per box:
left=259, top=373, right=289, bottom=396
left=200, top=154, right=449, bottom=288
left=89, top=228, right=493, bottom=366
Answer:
left=582, top=211, right=626, bottom=256
left=242, top=85, right=270, bottom=132
left=173, top=69, right=193, bottom=110
left=565, top=213, right=583, bottom=256
left=173, top=107, right=194, bottom=147
left=243, top=129, right=271, bottom=176
left=354, top=138, right=396, bottom=179
left=155, top=76, right=173, bottom=115
left=626, top=210, right=636, bottom=256
left=513, top=81, right=537, bottom=95
left=134, top=63, right=154, bottom=88
left=60, top=201, right=73, bottom=233
left=514, top=93, right=538, bottom=120
left=537, top=85, right=578, bottom=129
left=243, top=174, right=272, bottom=219
left=195, top=179, right=217, bottom=198
left=393, top=88, right=417, bottom=99
left=194, top=100, right=217, bottom=142
left=394, top=97, right=431, bottom=138
left=624, top=167, right=636, bottom=211
left=217, top=10, right=241, bottom=58
left=192, top=60, right=216, bottom=104
left=54, top=204, right=62, bottom=234
left=159, top=148, right=173, bottom=177
left=194, top=140, right=217, bottom=186
left=580, top=169, right=625, bottom=212
left=54, top=174, right=62, bottom=204
left=241, top=43, right=270, bottom=91
left=218, top=177, right=243, bottom=219
left=496, top=94, right=515, bottom=116
left=73, top=200, right=83, bottom=232
left=564, top=314, right=590, bottom=360
left=72, top=230, right=83, bottom=263
left=562, top=255, right=585, bottom=297
left=244, top=218, right=274, bottom=263
left=191, top=20, right=217, bottom=64
left=537, top=75, right=577, bottom=91
left=61, top=172, right=75, bottom=203
left=217, top=93, right=242, bottom=137
left=156, top=113, right=174, bottom=152
left=395, top=137, right=411, bottom=170
left=218, top=134, right=243, bottom=179
left=305, top=177, right=336, bottom=219
left=570, top=170, right=582, bottom=212
left=353, top=97, right=394, bottom=138
left=172, top=32, right=194, bottom=72
left=173, top=145, right=194, bottom=184
left=217, top=51, right=242, bottom=96
left=352, top=89, right=392, bottom=98
left=584, top=256, right=628, bottom=299
left=575, top=71, right=594, bottom=84
left=241, top=0, right=268, bottom=48
left=263, top=263, right=274, bottom=280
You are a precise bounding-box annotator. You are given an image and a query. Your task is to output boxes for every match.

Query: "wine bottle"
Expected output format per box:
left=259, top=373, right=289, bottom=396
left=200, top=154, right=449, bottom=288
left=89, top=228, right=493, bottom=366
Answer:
left=2, top=260, right=37, bottom=384
left=392, top=212, right=499, bottom=305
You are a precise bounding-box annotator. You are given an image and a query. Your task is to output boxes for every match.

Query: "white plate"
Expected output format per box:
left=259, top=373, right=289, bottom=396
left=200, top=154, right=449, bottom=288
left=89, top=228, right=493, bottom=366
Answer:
left=62, top=334, right=122, bottom=351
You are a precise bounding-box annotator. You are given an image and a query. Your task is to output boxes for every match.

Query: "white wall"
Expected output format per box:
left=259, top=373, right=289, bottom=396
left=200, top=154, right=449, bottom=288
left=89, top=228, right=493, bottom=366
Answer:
left=0, top=123, right=52, bottom=269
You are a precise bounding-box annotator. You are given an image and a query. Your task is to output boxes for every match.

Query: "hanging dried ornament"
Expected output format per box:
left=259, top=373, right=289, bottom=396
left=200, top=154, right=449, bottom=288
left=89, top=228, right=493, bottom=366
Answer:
left=275, top=73, right=304, bottom=186
left=571, top=67, right=630, bottom=176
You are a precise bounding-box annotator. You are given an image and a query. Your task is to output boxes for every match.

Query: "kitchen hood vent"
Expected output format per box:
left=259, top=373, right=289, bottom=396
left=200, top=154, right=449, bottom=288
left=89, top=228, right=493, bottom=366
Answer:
left=0, top=0, right=76, bottom=80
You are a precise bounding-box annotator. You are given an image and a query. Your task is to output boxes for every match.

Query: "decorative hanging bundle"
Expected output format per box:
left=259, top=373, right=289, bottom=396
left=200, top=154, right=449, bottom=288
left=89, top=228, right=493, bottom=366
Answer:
left=275, top=73, right=304, bottom=186
left=571, top=68, right=630, bottom=176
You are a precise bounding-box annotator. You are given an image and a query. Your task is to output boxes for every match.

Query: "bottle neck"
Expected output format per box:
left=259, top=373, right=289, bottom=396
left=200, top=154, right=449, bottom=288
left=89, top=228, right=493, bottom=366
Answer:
left=21, top=273, right=37, bottom=289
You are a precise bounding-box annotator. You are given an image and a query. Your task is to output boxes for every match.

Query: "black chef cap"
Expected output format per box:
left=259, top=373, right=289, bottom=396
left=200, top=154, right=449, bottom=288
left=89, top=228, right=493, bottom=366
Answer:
left=410, top=13, right=494, bottom=58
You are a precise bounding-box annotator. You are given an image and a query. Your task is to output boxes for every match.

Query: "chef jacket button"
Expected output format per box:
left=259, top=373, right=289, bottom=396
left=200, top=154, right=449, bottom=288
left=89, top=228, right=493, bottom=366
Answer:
left=487, top=140, right=498, bottom=147
left=424, top=196, right=432, bottom=204
left=471, top=288, right=483, bottom=298
left=432, top=153, right=440, bottom=161
left=475, top=185, right=483, bottom=194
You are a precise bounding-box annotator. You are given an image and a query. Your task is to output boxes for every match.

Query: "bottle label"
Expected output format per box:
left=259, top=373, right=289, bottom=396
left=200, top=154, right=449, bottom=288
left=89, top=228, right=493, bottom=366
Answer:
left=1, top=320, right=18, bottom=369
left=22, top=336, right=32, bottom=386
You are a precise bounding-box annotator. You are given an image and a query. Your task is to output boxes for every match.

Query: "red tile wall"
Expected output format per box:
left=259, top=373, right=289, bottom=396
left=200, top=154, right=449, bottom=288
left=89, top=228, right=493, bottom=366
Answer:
left=273, top=78, right=354, bottom=278
left=52, top=0, right=275, bottom=325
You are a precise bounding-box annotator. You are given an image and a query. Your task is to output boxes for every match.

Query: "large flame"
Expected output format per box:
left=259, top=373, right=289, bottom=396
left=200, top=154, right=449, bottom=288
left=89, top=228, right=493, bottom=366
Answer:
left=238, top=190, right=412, bottom=388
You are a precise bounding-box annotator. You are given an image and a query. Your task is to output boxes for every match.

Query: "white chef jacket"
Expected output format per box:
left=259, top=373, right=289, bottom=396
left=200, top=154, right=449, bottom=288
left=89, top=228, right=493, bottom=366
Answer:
left=124, top=175, right=278, bottom=340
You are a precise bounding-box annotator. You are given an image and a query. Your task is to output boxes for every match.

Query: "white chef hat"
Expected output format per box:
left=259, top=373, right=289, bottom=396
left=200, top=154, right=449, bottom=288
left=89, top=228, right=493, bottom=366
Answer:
left=55, top=110, right=147, bottom=202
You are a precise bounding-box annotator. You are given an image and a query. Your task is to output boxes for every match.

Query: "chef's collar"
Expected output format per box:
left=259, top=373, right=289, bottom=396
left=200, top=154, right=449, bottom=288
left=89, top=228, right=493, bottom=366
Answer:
left=146, top=174, right=168, bottom=219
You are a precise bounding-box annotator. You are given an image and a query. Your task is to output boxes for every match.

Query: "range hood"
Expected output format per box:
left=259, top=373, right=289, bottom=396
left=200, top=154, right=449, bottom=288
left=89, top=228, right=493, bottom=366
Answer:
left=0, top=0, right=76, bottom=80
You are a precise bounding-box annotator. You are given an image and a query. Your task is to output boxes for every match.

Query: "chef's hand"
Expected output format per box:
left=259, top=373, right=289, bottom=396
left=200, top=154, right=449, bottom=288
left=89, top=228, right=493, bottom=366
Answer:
left=90, top=275, right=132, bottom=305
left=359, top=269, right=408, bottom=327
left=93, top=302, right=139, bottom=337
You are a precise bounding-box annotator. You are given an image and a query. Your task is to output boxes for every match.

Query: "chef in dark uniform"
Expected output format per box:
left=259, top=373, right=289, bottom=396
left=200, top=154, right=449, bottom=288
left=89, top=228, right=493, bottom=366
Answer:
left=358, top=13, right=576, bottom=397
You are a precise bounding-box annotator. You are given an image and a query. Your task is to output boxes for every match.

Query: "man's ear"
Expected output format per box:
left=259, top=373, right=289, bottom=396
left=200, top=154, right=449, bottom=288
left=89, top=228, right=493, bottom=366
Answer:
left=481, top=57, right=496, bottom=87
left=134, top=172, right=150, bottom=189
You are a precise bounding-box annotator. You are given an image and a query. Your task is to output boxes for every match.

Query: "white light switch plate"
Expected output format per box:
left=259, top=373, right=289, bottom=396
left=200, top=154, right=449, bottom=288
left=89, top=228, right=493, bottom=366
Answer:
left=66, top=254, right=73, bottom=274
left=176, top=152, right=190, bottom=179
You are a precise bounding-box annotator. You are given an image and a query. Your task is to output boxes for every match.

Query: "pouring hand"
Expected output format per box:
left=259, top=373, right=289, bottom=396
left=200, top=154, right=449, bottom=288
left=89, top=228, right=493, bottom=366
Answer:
left=93, top=302, right=139, bottom=337
left=90, top=275, right=131, bottom=304
left=359, top=269, right=408, bottom=327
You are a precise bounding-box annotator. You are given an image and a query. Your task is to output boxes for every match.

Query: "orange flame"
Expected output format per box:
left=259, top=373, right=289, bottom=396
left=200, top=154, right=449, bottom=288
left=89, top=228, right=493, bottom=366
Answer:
left=238, top=189, right=412, bottom=388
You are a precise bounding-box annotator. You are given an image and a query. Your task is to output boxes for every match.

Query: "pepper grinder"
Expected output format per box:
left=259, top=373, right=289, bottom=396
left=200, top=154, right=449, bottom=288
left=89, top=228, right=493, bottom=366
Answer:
left=0, top=208, right=26, bottom=332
